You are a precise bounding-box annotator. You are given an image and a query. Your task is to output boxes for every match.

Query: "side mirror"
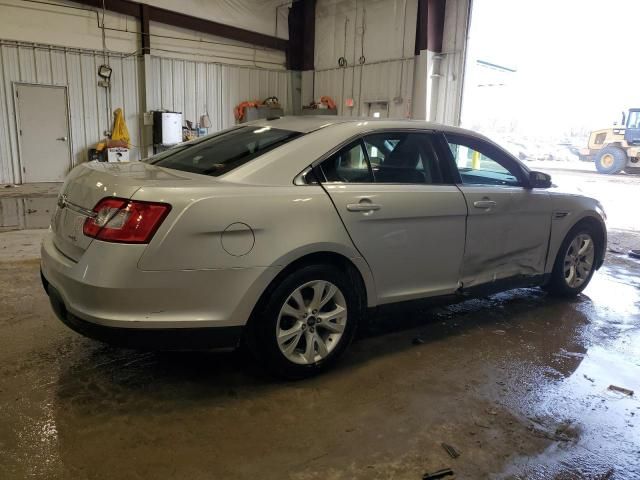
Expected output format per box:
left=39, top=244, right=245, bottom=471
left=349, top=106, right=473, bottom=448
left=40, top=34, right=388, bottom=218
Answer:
left=529, top=171, right=552, bottom=188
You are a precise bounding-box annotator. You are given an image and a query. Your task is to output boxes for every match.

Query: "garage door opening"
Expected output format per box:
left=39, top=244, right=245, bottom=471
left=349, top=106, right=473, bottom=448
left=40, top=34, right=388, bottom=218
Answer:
left=460, top=0, right=640, bottom=233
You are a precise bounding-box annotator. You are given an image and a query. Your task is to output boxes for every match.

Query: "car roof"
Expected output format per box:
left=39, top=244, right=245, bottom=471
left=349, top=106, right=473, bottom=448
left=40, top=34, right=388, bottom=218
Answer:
left=245, top=115, right=480, bottom=137
left=224, top=116, right=513, bottom=185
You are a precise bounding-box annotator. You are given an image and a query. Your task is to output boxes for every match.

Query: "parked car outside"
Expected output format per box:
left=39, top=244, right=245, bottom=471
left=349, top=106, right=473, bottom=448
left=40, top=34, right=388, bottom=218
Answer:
left=41, top=117, right=607, bottom=378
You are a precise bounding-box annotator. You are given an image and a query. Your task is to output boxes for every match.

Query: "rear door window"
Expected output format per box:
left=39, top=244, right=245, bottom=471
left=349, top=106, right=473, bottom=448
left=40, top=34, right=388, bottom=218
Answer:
left=319, top=141, right=374, bottom=183
left=146, top=126, right=301, bottom=176
left=363, top=132, right=447, bottom=184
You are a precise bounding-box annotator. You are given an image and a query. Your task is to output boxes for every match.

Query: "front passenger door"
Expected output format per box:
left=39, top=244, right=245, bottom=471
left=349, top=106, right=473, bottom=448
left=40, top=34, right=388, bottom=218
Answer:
left=444, top=133, right=552, bottom=288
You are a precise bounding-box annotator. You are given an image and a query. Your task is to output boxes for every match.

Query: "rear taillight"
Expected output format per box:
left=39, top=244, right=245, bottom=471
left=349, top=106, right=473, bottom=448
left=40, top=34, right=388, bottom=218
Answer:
left=83, top=197, right=171, bottom=244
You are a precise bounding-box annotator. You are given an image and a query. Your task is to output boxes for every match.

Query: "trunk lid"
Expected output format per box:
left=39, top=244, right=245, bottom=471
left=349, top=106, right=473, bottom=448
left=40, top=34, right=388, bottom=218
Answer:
left=51, top=161, right=194, bottom=261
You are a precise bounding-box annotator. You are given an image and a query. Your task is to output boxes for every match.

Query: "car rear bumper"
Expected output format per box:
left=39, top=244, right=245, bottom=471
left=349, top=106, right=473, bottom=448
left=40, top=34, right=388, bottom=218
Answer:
left=42, top=273, right=242, bottom=350
left=40, top=230, right=278, bottom=348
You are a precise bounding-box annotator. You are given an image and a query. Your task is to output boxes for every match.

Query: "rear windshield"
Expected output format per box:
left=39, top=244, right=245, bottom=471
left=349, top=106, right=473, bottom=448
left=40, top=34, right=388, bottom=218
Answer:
left=145, top=126, right=302, bottom=176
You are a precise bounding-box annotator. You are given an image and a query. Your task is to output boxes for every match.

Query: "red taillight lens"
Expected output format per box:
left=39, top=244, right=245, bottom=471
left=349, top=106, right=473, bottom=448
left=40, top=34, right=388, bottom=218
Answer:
left=83, top=197, right=171, bottom=244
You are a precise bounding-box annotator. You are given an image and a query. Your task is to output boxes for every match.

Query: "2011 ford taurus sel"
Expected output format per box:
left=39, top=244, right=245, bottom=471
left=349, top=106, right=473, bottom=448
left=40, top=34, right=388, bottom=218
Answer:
left=41, top=117, right=607, bottom=378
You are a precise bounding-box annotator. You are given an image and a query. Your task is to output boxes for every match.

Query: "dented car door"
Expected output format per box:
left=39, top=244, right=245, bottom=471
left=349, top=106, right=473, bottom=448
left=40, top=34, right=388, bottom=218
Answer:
left=443, top=133, right=552, bottom=288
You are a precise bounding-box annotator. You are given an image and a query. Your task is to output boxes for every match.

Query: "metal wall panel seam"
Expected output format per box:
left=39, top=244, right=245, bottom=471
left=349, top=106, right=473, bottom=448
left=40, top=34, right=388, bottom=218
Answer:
left=0, top=45, right=13, bottom=182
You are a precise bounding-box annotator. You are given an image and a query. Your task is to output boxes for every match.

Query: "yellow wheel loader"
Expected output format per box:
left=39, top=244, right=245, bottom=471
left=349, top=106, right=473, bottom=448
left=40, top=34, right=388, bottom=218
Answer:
left=579, top=108, right=640, bottom=174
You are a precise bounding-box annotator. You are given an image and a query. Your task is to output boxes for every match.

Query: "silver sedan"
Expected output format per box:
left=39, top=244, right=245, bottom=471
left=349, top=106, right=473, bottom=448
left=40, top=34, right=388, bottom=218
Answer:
left=41, top=117, right=607, bottom=378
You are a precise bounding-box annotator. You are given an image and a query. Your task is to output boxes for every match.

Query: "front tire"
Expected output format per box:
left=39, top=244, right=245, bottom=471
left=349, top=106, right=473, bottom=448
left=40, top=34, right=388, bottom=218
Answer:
left=545, top=225, right=599, bottom=297
left=595, top=146, right=627, bottom=174
left=250, top=264, right=360, bottom=379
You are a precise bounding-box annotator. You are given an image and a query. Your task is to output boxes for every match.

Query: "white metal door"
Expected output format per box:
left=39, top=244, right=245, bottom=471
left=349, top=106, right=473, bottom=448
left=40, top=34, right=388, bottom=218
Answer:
left=15, top=84, right=71, bottom=183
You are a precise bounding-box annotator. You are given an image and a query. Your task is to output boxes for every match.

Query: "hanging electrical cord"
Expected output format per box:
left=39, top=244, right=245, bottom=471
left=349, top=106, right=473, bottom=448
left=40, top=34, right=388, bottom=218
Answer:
left=359, top=5, right=366, bottom=65
left=357, top=5, right=366, bottom=115
left=100, top=0, right=112, bottom=137
left=350, top=1, right=357, bottom=107
left=339, top=17, right=349, bottom=112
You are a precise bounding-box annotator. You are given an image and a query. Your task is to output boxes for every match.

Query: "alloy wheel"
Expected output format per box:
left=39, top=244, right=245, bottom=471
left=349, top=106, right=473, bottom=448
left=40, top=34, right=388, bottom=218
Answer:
left=563, top=233, right=595, bottom=288
left=276, top=280, right=347, bottom=365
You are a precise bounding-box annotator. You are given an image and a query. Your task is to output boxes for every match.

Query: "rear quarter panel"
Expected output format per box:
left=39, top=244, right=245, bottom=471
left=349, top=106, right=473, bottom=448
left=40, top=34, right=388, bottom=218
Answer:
left=133, top=184, right=377, bottom=304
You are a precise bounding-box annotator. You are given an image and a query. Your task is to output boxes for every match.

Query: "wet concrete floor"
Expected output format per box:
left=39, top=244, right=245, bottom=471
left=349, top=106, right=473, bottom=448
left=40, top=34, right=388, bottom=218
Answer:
left=1, top=176, right=640, bottom=479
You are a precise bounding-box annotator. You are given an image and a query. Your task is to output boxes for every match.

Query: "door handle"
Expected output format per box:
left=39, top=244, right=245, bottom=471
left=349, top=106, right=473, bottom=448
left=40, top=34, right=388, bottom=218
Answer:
left=347, top=203, right=382, bottom=212
left=56, top=137, right=68, bottom=142
left=473, top=200, right=497, bottom=209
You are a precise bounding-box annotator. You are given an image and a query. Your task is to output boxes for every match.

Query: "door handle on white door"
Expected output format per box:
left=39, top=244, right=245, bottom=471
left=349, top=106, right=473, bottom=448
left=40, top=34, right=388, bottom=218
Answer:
left=347, top=203, right=382, bottom=212
left=473, top=200, right=497, bottom=209
left=56, top=137, right=68, bottom=141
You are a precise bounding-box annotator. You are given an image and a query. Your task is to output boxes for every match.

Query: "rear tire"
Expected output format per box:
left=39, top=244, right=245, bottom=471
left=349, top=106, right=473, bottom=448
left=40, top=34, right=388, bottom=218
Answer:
left=249, top=264, right=360, bottom=379
left=545, top=224, right=599, bottom=297
left=594, top=146, right=627, bottom=174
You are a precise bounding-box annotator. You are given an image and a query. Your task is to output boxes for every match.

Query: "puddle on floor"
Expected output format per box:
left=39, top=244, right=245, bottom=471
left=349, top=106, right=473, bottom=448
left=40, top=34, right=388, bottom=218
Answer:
left=0, top=196, right=57, bottom=230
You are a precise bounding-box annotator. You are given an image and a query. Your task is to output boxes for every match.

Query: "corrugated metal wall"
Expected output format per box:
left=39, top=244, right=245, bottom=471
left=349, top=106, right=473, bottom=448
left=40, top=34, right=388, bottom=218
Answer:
left=314, top=59, right=415, bottom=118
left=0, top=40, right=143, bottom=184
left=0, top=43, right=293, bottom=184
left=146, top=55, right=292, bottom=131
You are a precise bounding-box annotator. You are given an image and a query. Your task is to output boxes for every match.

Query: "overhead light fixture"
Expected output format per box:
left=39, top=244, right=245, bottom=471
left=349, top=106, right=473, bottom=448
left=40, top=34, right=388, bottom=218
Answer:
left=98, top=64, right=112, bottom=80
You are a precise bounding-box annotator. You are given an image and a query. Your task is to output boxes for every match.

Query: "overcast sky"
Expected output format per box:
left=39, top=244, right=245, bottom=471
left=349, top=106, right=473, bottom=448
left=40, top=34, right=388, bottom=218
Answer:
left=462, top=0, right=640, bottom=138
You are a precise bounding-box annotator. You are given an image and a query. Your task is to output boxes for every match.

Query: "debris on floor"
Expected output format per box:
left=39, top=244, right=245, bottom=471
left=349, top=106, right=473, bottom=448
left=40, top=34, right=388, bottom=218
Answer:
left=412, top=337, right=425, bottom=345
left=422, top=468, right=455, bottom=479
left=527, top=417, right=580, bottom=443
left=583, top=374, right=595, bottom=382
left=441, top=442, right=460, bottom=459
left=608, top=385, right=634, bottom=396
left=554, top=348, right=586, bottom=359
left=597, top=468, right=615, bottom=480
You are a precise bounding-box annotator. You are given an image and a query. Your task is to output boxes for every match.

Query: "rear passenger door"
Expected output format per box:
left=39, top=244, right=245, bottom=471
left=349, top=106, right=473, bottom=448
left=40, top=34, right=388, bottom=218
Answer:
left=317, top=131, right=468, bottom=305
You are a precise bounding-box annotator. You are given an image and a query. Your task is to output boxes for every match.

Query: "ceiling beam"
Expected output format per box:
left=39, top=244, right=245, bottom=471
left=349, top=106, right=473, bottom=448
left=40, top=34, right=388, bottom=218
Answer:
left=415, top=0, right=446, bottom=54
left=139, top=3, right=150, bottom=55
left=72, top=0, right=288, bottom=52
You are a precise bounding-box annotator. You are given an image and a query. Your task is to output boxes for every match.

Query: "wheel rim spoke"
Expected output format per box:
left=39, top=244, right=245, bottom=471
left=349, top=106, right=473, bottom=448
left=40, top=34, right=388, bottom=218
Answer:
left=318, top=305, right=346, bottom=333
left=280, top=330, right=304, bottom=356
left=319, top=320, right=345, bottom=334
left=309, top=281, right=327, bottom=310
left=281, top=303, right=302, bottom=319
left=278, top=323, right=303, bottom=344
left=319, top=284, right=338, bottom=309
left=314, top=333, right=329, bottom=357
left=303, top=332, right=317, bottom=363
left=578, top=238, right=592, bottom=256
left=290, top=288, right=306, bottom=311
